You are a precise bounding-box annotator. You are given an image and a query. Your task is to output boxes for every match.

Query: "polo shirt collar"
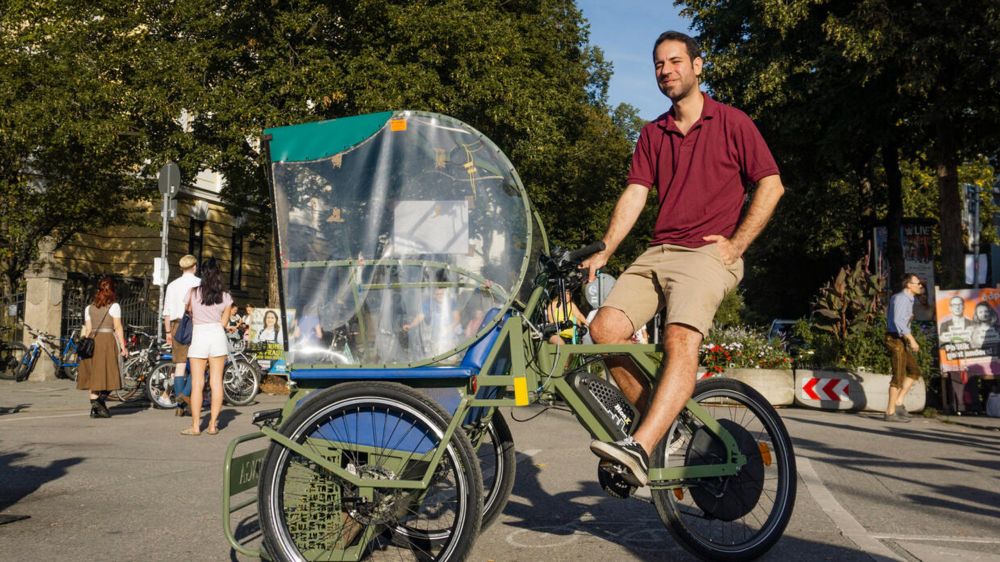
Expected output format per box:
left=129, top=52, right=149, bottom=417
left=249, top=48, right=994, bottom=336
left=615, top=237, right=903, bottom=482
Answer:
left=656, top=92, right=719, bottom=133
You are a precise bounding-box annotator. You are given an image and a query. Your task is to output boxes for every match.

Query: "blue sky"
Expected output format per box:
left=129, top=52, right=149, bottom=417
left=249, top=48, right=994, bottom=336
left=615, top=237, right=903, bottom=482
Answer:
left=575, top=1, right=694, bottom=120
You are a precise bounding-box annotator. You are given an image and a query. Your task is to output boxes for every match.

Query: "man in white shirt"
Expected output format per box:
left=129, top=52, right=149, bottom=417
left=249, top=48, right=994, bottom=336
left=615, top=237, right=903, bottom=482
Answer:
left=162, top=255, right=200, bottom=410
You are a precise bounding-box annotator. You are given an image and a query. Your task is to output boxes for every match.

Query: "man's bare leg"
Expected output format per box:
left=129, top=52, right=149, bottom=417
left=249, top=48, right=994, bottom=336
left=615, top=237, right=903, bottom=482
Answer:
left=589, top=308, right=651, bottom=412
left=632, top=324, right=701, bottom=455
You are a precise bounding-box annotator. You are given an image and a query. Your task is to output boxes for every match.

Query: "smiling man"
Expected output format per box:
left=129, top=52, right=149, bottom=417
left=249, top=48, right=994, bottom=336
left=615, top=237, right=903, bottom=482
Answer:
left=584, top=31, right=785, bottom=487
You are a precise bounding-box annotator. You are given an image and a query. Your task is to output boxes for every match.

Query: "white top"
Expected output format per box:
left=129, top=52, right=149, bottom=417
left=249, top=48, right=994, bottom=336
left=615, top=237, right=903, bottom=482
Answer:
left=85, top=302, right=121, bottom=321
left=163, top=272, right=201, bottom=321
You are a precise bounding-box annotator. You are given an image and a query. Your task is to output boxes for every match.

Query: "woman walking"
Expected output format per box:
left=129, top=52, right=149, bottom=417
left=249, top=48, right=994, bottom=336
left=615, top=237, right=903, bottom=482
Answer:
left=182, top=257, right=234, bottom=436
left=78, top=277, right=128, bottom=418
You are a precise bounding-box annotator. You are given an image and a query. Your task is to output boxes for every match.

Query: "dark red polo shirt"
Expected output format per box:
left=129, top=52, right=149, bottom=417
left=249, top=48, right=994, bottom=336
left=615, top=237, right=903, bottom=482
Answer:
left=626, top=94, right=779, bottom=248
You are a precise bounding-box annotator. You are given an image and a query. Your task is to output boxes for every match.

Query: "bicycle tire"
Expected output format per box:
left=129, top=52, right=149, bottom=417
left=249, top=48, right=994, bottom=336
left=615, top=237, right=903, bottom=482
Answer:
left=259, top=381, right=483, bottom=562
left=477, top=410, right=516, bottom=530
left=14, top=348, right=38, bottom=382
left=222, top=357, right=259, bottom=406
left=0, top=343, right=28, bottom=380
left=650, top=378, right=796, bottom=562
left=114, top=356, right=147, bottom=402
left=60, top=345, right=79, bottom=381
left=145, top=362, right=178, bottom=409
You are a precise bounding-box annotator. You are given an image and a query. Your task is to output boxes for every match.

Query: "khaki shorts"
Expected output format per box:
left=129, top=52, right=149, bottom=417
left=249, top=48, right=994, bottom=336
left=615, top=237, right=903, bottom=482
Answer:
left=170, top=320, right=190, bottom=364
left=602, top=243, right=743, bottom=337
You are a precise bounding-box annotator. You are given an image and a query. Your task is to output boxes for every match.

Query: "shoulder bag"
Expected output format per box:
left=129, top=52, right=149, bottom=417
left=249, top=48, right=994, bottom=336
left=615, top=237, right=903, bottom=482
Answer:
left=78, top=305, right=111, bottom=359
left=174, top=289, right=195, bottom=345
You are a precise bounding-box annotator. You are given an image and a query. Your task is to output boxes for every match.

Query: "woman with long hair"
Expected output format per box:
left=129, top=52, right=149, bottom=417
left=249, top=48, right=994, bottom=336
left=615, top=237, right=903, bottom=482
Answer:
left=78, top=277, right=128, bottom=418
left=256, top=310, right=282, bottom=343
left=181, top=257, right=234, bottom=435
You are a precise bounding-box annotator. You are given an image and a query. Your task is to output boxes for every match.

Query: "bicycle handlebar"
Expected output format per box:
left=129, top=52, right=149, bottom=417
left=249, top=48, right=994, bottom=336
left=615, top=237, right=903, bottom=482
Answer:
left=566, top=241, right=606, bottom=263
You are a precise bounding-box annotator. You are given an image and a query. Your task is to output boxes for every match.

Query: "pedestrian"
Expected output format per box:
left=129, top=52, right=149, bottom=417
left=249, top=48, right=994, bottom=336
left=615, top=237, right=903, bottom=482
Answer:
left=546, top=288, right=589, bottom=345
left=884, top=273, right=924, bottom=423
left=78, top=276, right=129, bottom=418
left=162, top=254, right=200, bottom=416
left=181, top=257, right=234, bottom=436
left=583, top=30, right=784, bottom=486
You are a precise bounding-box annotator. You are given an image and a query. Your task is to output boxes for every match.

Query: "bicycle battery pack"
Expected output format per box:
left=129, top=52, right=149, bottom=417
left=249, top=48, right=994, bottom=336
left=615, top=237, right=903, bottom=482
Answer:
left=565, top=368, right=640, bottom=441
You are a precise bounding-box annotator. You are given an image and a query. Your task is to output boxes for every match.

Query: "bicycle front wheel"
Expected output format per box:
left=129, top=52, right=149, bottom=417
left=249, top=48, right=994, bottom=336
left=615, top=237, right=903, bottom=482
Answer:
left=259, top=381, right=483, bottom=562
left=114, top=356, right=147, bottom=402
left=0, top=343, right=28, bottom=380
left=14, top=347, right=38, bottom=382
left=222, top=357, right=259, bottom=406
left=60, top=345, right=79, bottom=381
left=650, top=378, right=796, bottom=562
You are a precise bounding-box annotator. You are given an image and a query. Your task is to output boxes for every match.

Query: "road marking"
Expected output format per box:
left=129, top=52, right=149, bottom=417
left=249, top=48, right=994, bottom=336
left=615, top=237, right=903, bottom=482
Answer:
left=0, top=412, right=90, bottom=423
left=871, top=534, right=1000, bottom=544
left=798, top=457, right=905, bottom=562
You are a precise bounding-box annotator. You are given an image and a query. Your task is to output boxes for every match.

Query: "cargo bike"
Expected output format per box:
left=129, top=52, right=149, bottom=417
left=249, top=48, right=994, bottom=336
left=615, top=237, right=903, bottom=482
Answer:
left=223, top=111, right=796, bottom=561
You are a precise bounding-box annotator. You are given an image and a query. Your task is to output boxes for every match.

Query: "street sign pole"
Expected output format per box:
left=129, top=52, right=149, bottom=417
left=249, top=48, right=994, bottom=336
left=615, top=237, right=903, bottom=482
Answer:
left=157, top=162, right=180, bottom=341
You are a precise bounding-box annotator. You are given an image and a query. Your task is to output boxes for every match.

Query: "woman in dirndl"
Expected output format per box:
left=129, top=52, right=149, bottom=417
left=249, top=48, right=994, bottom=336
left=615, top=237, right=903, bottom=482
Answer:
left=77, top=276, right=128, bottom=418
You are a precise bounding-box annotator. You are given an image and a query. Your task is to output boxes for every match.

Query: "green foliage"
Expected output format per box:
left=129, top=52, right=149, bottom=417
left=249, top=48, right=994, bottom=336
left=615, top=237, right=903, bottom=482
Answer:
left=700, top=325, right=793, bottom=374
left=712, top=289, right=745, bottom=328
left=811, top=255, right=884, bottom=344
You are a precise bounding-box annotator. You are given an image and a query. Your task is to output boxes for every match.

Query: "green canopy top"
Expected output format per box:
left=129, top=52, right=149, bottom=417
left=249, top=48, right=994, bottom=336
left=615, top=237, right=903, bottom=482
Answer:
left=264, top=111, right=395, bottom=163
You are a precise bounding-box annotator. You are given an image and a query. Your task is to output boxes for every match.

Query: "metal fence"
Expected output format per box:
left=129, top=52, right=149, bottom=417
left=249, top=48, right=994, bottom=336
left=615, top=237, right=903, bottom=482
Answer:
left=1, top=291, right=25, bottom=344
left=62, top=275, right=159, bottom=340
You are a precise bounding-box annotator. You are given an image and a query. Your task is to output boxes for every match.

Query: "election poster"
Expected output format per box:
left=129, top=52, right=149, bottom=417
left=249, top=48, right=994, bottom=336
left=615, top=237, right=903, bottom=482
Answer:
left=935, top=288, right=1000, bottom=376
left=874, top=221, right=936, bottom=321
left=244, top=307, right=288, bottom=368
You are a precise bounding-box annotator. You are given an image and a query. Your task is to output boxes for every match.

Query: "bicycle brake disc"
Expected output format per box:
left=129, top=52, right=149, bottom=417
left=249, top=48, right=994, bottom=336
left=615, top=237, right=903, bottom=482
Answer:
left=685, top=419, right=765, bottom=521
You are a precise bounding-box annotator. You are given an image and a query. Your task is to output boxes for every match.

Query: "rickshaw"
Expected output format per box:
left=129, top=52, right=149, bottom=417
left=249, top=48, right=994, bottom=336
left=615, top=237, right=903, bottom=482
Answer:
left=223, top=111, right=796, bottom=561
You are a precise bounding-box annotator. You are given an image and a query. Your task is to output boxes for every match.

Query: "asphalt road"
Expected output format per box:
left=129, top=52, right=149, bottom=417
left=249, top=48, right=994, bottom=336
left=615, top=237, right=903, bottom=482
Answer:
left=1, top=378, right=998, bottom=561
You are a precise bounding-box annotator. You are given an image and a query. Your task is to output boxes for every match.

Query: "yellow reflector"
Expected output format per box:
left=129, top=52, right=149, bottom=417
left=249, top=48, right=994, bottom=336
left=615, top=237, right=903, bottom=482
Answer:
left=390, top=118, right=407, bottom=131
left=758, top=441, right=772, bottom=466
left=673, top=488, right=684, bottom=501
left=513, top=376, right=529, bottom=406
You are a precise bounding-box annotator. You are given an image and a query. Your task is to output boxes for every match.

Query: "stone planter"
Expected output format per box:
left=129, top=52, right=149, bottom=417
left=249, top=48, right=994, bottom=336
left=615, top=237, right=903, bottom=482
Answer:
left=695, top=368, right=794, bottom=406
left=724, top=368, right=795, bottom=407
left=794, top=369, right=925, bottom=413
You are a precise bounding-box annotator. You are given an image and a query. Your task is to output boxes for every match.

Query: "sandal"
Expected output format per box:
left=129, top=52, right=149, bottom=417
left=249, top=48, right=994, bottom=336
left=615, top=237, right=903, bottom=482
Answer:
left=206, top=426, right=219, bottom=435
left=180, top=427, right=201, bottom=436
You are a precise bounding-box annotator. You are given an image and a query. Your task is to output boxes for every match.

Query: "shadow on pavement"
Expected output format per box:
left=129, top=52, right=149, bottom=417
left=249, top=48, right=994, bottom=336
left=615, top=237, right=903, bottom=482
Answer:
left=497, top=454, right=867, bottom=561
left=0, top=450, right=83, bottom=512
left=0, top=404, right=30, bottom=416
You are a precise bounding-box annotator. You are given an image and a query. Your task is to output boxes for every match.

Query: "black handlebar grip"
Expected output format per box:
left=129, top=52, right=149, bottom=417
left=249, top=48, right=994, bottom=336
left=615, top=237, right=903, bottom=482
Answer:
left=566, top=241, right=606, bottom=263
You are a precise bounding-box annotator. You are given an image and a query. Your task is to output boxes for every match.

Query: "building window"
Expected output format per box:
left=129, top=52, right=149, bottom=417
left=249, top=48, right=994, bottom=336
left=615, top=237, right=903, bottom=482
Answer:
left=230, top=230, right=243, bottom=290
left=188, top=218, right=204, bottom=266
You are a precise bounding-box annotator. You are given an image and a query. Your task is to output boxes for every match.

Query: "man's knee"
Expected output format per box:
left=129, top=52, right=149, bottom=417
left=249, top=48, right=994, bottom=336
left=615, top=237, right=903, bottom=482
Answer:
left=589, top=308, right=635, bottom=344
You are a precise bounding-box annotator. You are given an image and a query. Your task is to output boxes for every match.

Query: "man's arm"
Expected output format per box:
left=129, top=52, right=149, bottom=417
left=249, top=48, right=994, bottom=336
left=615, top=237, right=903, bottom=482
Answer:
left=704, top=174, right=784, bottom=264
left=583, top=183, right=650, bottom=281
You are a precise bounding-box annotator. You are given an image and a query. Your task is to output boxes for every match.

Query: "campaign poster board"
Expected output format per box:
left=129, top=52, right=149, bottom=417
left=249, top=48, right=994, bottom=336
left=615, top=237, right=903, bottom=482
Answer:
left=874, top=221, right=936, bottom=321
left=245, top=307, right=287, bottom=368
left=935, top=288, right=1000, bottom=375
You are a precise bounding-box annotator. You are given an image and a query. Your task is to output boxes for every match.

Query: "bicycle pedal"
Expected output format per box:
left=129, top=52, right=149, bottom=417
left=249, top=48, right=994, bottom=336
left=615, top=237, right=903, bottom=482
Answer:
left=598, top=460, right=636, bottom=499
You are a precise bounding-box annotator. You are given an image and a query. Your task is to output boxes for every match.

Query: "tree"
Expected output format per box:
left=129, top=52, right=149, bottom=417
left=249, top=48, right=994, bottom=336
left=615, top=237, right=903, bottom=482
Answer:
left=0, top=2, right=158, bottom=293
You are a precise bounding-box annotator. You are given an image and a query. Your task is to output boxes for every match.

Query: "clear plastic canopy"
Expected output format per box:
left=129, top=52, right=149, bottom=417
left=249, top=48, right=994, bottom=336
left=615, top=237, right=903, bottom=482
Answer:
left=264, top=111, right=533, bottom=367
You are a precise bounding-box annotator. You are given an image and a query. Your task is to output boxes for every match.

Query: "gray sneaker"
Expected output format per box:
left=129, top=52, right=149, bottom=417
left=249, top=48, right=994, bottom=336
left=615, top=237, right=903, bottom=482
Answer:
left=895, top=404, right=910, bottom=419
left=884, top=412, right=903, bottom=423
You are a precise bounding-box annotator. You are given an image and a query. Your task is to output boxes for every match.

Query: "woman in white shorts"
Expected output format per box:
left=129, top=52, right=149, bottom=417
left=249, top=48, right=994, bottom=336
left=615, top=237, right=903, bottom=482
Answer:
left=181, top=257, right=234, bottom=436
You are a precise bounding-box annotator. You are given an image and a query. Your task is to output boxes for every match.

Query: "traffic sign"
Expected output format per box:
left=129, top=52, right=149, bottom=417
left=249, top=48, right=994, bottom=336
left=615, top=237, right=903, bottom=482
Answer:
left=158, top=161, right=180, bottom=197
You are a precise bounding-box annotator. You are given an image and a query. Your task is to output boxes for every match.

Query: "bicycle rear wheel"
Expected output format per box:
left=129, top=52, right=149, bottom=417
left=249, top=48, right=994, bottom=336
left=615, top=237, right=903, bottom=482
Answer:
left=222, top=357, right=259, bottom=406
left=145, top=362, right=178, bottom=408
left=475, top=410, right=516, bottom=530
left=650, top=378, right=796, bottom=562
left=60, top=343, right=79, bottom=381
left=0, top=343, right=27, bottom=380
left=259, top=381, right=483, bottom=562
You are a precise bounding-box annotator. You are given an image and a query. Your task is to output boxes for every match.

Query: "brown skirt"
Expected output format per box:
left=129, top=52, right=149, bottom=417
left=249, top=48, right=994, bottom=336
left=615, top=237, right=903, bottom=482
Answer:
left=77, top=332, right=122, bottom=392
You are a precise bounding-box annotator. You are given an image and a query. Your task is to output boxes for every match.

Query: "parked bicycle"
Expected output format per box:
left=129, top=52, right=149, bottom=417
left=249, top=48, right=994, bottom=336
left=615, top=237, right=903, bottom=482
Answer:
left=146, top=337, right=261, bottom=409
left=115, top=326, right=167, bottom=402
left=0, top=339, right=28, bottom=381
left=7, top=324, right=80, bottom=382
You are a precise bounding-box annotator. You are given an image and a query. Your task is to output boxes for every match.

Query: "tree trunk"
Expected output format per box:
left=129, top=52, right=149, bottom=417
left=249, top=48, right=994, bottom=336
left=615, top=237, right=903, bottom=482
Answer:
left=267, top=223, right=281, bottom=308
left=883, top=141, right=905, bottom=292
left=935, top=122, right=964, bottom=288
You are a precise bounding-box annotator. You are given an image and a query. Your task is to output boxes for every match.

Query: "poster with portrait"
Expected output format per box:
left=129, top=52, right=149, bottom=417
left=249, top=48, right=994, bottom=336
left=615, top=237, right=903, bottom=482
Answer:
left=935, top=288, right=1000, bottom=375
left=874, top=221, right=936, bottom=321
left=245, top=307, right=289, bottom=366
